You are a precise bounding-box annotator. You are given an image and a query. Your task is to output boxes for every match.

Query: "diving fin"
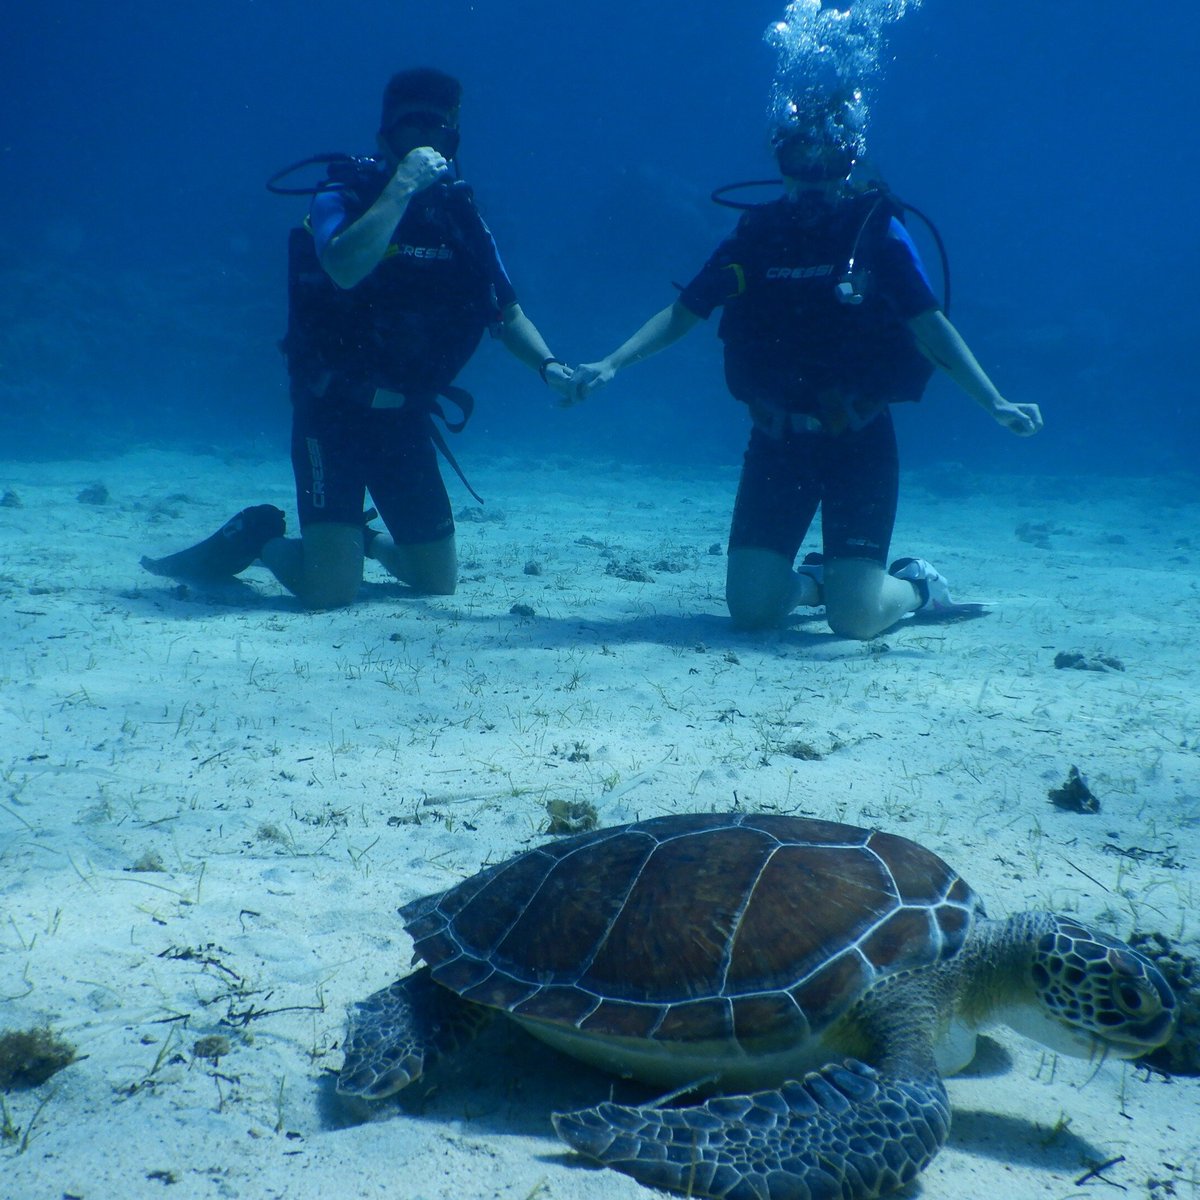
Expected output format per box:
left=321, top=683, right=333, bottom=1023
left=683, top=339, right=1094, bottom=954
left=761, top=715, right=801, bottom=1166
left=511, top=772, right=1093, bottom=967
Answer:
left=141, top=505, right=285, bottom=581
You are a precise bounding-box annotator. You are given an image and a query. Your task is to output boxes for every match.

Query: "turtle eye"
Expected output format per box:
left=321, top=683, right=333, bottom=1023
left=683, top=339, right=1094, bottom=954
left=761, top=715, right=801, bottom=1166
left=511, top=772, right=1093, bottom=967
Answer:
left=1115, top=981, right=1153, bottom=1015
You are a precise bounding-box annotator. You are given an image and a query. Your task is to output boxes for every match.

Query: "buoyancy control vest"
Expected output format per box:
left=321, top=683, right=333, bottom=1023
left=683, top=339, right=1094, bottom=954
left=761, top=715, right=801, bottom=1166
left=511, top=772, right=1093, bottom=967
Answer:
left=281, top=161, right=503, bottom=404
left=717, top=190, right=935, bottom=433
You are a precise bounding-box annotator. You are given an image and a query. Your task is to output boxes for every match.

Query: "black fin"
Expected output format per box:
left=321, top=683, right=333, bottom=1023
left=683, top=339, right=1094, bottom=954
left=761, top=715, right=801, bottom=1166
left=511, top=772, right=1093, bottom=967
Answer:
left=141, top=505, right=285, bottom=581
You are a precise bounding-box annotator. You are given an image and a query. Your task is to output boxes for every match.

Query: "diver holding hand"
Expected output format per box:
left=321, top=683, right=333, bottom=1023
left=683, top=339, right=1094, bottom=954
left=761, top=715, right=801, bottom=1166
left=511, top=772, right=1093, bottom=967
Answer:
left=142, top=67, right=574, bottom=608
left=570, top=112, right=1041, bottom=640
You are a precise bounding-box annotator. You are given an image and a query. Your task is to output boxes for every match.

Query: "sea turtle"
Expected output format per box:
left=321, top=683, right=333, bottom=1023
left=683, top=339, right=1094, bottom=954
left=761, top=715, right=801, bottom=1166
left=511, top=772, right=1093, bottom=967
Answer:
left=337, top=812, right=1176, bottom=1200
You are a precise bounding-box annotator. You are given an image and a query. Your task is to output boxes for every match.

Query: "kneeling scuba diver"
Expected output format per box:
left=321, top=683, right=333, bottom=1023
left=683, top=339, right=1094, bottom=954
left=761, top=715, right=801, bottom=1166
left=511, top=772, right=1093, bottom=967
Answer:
left=565, top=117, right=1041, bottom=636
left=142, top=68, right=573, bottom=594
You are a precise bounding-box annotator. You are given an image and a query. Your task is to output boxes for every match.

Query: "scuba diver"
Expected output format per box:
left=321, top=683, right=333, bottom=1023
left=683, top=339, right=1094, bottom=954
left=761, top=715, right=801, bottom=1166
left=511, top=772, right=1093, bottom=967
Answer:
left=142, top=67, right=574, bottom=608
left=568, top=116, right=1043, bottom=639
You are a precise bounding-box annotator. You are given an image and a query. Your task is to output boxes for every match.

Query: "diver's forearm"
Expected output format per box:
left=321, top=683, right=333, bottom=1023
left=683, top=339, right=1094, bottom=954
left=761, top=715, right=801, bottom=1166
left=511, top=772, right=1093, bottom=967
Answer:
left=321, top=182, right=417, bottom=289
left=606, top=302, right=700, bottom=372
left=499, top=305, right=556, bottom=369
left=910, top=309, right=1005, bottom=412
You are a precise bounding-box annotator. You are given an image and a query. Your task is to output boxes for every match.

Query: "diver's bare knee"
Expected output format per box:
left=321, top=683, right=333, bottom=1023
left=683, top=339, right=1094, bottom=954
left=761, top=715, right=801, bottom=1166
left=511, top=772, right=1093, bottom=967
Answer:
left=727, top=595, right=784, bottom=631
left=826, top=606, right=886, bottom=641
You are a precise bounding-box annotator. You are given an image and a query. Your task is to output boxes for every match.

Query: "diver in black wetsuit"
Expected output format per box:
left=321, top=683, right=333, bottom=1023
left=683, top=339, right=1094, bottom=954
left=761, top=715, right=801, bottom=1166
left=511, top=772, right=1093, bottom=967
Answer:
left=142, top=68, right=574, bottom=609
left=569, top=122, right=1042, bottom=640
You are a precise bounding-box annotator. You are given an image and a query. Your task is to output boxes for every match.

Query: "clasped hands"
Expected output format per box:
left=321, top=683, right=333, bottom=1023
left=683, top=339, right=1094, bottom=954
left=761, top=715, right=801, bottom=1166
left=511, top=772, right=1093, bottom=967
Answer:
left=545, top=360, right=616, bottom=408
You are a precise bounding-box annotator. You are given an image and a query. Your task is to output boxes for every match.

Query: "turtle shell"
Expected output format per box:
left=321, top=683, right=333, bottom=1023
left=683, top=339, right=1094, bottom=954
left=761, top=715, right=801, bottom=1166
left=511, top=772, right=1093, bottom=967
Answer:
left=402, top=812, right=981, bottom=1050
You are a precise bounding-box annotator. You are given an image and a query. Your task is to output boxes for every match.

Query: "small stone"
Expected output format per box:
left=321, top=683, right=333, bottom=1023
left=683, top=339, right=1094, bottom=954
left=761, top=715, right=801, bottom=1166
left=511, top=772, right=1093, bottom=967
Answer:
left=456, top=505, right=504, bottom=524
left=605, top=559, right=654, bottom=583
left=545, top=798, right=599, bottom=835
left=1015, top=520, right=1053, bottom=549
left=1049, top=765, right=1099, bottom=814
left=1054, top=651, right=1125, bottom=672
left=77, top=482, right=110, bottom=505
left=781, top=740, right=823, bottom=761
left=651, top=558, right=688, bottom=574
left=128, top=850, right=166, bottom=873
left=192, top=1034, right=232, bottom=1061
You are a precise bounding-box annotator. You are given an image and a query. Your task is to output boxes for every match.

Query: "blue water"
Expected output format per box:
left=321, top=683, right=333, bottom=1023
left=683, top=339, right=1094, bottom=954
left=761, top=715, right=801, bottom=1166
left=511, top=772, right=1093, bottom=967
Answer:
left=4, top=0, right=1195, bottom=475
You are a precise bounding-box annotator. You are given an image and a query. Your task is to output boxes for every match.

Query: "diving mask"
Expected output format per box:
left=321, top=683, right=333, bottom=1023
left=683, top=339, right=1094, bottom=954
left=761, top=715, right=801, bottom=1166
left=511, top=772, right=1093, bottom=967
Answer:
left=773, top=130, right=856, bottom=183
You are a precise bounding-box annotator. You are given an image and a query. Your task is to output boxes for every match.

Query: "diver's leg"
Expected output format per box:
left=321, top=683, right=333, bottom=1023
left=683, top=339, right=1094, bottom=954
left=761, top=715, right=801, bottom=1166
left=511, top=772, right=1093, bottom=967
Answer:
left=364, top=410, right=458, bottom=596
left=260, top=521, right=364, bottom=609
left=370, top=533, right=457, bottom=595
left=823, top=557, right=920, bottom=639
left=262, top=401, right=366, bottom=609
left=726, top=548, right=816, bottom=629
left=725, top=426, right=821, bottom=629
left=818, top=414, right=986, bottom=637
left=817, top=410, right=911, bottom=639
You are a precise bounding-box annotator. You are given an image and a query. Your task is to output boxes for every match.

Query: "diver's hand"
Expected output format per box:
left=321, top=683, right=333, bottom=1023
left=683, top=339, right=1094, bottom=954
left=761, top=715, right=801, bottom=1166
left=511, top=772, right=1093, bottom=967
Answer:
left=570, top=361, right=616, bottom=404
left=388, top=146, right=449, bottom=197
left=543, top=362, right=577, bottom=407
left=990, top=399, right=1042, bottom=436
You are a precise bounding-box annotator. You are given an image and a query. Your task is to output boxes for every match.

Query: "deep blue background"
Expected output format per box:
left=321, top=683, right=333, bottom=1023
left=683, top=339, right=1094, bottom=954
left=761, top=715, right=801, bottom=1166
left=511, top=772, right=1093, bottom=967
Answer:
left=3, top=1, right=1195, bottom=475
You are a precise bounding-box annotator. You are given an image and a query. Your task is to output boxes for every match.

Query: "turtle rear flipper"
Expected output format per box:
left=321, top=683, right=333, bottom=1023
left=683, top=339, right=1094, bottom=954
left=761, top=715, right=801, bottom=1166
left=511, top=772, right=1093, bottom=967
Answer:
left=338, top=967, right=490, bottom=1100
left=553, top=1059, right=950, bottom=1200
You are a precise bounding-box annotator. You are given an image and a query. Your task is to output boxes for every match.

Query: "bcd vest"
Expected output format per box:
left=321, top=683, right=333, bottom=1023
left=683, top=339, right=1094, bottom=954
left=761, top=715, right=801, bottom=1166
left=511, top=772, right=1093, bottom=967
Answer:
left=717, top=192, right=934, bottom=432
left=282, top=168, right=501, bottom=403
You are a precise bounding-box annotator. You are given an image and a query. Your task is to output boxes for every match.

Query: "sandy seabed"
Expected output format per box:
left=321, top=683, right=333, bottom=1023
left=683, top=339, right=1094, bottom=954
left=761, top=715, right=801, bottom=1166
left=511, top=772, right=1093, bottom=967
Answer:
left=1, top=447, right=1197, bottom=1200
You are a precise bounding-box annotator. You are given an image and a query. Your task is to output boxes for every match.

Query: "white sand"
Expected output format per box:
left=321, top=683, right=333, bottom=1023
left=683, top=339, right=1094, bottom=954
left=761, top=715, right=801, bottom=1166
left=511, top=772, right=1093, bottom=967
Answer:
left=1, top=448, right=1197, bottom=1200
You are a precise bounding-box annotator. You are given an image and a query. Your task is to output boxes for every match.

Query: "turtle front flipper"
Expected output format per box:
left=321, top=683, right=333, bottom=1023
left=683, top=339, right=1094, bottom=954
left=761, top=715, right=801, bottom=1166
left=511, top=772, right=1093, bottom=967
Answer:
left=553, top=1059, right=950, bottom=1200
left=338, top=967, right=490, bottom=1100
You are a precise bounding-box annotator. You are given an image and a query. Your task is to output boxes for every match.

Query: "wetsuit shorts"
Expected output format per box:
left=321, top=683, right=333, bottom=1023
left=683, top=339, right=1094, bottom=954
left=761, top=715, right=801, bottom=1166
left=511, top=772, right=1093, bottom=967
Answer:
left=728, top=408, right=899, bottom=565
left=290, top=384, right=453, bottom=545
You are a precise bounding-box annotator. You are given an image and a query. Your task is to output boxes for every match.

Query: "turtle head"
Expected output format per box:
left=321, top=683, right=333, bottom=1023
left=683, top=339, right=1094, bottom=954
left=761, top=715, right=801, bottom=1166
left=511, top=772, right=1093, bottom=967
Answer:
left=1009, top=916, right=1176, bottom=1059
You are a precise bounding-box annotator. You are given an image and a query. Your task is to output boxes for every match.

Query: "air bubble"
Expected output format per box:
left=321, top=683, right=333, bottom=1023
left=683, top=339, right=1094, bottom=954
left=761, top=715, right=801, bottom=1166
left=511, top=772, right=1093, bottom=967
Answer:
left=765, top=0, right=925, bottom=158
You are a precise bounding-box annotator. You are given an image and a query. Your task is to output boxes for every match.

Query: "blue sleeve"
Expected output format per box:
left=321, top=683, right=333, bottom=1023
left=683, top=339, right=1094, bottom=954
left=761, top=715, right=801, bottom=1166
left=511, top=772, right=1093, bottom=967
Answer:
left=309, top=189, right=353, bottom=257
left=476, top=215, right=518, bottom=310
left=876, top=217, right=939, bottom=318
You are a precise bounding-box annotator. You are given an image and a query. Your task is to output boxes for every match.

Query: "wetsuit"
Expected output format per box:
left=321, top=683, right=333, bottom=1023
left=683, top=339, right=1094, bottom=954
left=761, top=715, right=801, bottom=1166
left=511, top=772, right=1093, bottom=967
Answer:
left=285, top=162, right=516, bottom=542
left=679, top=193, right=938, bottom=565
